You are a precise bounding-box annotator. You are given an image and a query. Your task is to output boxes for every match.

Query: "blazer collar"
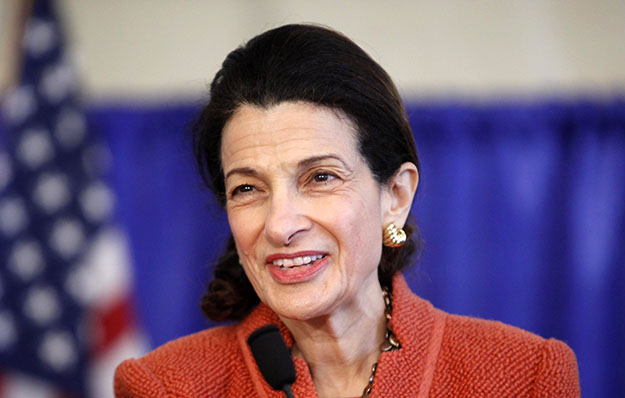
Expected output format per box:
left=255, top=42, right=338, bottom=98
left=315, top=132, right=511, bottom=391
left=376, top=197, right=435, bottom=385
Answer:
left=235, top=273, right=446, bottom=397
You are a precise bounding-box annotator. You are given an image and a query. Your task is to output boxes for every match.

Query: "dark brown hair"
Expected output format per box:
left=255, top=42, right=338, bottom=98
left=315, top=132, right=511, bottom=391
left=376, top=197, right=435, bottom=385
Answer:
left=193, top=24, right=421, bottom=321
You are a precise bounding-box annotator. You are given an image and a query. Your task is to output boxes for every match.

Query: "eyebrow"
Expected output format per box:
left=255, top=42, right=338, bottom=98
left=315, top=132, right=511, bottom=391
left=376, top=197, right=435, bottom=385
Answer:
left=224, top=167, right=257, bottom=181
left=297, top=154, right=350, bottom=170
left=224, top=154, right=351, bottom=180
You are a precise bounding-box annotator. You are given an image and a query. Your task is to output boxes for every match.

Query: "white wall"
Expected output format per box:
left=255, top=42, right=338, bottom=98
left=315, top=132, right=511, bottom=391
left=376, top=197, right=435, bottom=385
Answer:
left=4, top=0, right=625, bottom=101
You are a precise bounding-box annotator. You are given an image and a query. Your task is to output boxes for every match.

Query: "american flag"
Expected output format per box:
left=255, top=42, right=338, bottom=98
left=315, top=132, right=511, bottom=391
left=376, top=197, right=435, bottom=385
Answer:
left=0, top=1, right=145, bottom=396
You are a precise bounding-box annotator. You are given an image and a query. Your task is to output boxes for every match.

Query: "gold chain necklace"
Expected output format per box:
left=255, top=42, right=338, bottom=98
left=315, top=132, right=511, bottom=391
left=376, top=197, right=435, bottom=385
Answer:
left=360, top=286, right=401, bottom=398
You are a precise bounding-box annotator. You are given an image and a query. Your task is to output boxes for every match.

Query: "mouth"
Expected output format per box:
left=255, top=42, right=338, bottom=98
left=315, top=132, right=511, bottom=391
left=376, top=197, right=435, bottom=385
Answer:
left=271, top=254, right=326, bottom=269
left=265, top=251, right=330, bottom=284
left=266, top=252, right=328, bottom=269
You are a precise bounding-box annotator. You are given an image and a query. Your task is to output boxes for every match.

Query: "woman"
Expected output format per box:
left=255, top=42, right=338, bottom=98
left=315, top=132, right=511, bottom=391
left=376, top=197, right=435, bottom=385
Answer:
left=115, top=24, right=580, bottom=397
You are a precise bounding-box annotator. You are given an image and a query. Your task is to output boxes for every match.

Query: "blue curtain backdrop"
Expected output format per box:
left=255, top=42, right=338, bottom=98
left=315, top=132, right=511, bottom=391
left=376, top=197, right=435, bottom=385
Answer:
left=79, top=99, right=623, bottom=397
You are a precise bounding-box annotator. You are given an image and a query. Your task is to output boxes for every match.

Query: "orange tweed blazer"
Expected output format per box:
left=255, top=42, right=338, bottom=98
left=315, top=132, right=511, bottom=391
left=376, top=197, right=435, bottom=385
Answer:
left=115, top=275, right=580, bottom=397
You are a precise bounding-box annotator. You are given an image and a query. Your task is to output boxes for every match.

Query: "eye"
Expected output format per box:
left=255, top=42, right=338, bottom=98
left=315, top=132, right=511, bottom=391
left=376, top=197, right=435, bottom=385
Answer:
left=232, top=184, right=255, bottom=196
left=313, top=172, right=331, bottom=182
left=310, top=170, right=338, bottom=184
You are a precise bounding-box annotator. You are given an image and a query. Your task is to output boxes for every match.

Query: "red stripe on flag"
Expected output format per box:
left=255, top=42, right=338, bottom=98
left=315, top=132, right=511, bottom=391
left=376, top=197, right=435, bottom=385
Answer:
left=89, top=295, right=136, bottom=356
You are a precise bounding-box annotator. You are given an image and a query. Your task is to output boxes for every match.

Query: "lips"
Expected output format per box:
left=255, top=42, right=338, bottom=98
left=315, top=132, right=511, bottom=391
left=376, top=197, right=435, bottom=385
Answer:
left=266, top=251, right=327, bottom=267
left=265, top=251, right=329, bottom=283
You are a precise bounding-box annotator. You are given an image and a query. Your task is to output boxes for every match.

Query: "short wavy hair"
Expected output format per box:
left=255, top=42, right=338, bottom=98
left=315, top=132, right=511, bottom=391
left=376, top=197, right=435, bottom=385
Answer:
left=193, top=24, right=421, bottom=321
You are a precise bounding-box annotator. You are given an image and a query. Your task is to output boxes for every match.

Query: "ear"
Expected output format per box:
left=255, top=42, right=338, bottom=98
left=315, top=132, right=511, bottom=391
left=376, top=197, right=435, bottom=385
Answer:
left=381, top=162, right=419, bottom=228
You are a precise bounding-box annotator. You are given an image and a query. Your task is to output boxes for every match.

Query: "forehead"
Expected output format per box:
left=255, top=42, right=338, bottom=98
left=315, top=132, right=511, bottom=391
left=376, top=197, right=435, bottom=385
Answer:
left=221, top=102, right=360, bottom=169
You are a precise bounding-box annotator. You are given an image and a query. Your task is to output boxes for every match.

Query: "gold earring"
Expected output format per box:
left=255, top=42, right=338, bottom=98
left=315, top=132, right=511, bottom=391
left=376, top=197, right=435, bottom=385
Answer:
left=383, top=223, right=406, bottom=247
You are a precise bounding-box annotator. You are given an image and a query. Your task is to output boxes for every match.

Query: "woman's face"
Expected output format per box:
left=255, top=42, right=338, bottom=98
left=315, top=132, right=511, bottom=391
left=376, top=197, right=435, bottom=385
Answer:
left=221, top=102, right=392, bottom=321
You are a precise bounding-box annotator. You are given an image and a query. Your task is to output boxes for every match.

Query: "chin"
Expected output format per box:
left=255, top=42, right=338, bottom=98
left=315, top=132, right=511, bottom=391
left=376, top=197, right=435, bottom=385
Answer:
left=267, top=289, right=337, bottom=321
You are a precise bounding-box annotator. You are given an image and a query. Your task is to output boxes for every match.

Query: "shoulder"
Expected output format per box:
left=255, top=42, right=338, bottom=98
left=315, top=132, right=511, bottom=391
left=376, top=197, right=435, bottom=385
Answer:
left=114, top=325, right=245, bottom=397
left=443, top=312, right=545, bottom=351
left=432, top=313, right=580, bottom=397
left=390, top=275, right=579, bottom=397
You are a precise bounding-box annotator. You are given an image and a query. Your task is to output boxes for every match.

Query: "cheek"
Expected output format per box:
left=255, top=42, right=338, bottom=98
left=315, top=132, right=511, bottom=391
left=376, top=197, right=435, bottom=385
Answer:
left=327, top=196, right=383, bottom=256
left=227, top=207, right=263, bottom=258
left=228, top=210, right=267, bottom=296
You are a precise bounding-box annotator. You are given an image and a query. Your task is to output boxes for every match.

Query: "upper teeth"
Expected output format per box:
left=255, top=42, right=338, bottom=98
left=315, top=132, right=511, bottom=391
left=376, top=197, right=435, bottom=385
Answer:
left=273, top=254, right=324, bottom=267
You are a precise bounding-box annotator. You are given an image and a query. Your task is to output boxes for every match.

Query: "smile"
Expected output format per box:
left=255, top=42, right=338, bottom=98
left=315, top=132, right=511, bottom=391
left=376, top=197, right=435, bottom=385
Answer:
left=272, top=254, right=326, bottom=268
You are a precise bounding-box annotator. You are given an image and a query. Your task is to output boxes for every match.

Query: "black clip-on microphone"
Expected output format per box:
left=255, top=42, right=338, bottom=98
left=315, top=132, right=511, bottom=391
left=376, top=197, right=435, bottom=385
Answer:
left=247, top=324, right=297, bottom=398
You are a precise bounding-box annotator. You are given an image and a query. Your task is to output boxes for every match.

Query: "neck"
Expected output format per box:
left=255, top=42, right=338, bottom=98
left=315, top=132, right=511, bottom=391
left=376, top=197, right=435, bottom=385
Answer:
left=281, top=276, right=387, bottom=397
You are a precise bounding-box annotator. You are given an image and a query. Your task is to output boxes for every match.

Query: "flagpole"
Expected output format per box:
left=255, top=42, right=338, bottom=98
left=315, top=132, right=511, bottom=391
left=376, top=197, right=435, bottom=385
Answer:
left=0, top=0, right=33, bottom=95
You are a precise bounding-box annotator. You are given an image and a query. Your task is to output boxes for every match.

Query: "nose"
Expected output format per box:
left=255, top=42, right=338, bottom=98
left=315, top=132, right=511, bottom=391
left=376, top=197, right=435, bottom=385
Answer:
left=264, top=189, right=311, bottom=246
